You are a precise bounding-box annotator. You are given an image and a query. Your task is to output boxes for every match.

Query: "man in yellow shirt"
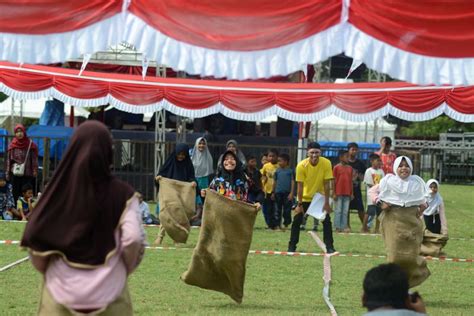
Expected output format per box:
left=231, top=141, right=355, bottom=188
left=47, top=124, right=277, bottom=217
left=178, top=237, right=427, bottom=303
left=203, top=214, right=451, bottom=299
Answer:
left=261, top=149, right=279, bottom=229
left=288, top=142, right=336, bottom=253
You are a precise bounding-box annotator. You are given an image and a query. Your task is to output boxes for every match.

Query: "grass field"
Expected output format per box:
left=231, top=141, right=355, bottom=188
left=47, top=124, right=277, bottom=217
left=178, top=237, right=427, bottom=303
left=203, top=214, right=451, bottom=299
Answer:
left=0, top=184, right=473, bottom=315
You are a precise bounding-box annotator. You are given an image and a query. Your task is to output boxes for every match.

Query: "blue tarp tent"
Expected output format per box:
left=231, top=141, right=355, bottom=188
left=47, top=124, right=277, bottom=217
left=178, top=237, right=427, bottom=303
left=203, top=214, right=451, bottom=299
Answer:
left=27, top=125, right=74, bottom=160
left=39, top=99, right=65, bottom=126
left=319, top=141, right=379, bottom=161
left=0, top=128, right=8, bottom=153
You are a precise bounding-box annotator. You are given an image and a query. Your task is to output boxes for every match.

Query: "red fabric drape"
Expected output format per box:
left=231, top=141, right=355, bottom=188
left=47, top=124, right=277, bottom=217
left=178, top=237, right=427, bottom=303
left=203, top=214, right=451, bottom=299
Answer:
left=349, top=0, right=474, bottom=58
left=0, top=1, right=121, bottom=34
left=1, top=62, right=473, bottom=120
left=66, top=62, right=291, bottom=82
left=1, top=1, right=472, bottom=57
left=129, top=0, right=341, bottom=51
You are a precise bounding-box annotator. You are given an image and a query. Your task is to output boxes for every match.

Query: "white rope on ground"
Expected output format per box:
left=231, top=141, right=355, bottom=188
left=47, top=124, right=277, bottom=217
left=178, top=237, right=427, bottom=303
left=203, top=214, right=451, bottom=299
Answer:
left=308, top=231, right=338, bottom=316
left=0, top=256, right=29, bottom=272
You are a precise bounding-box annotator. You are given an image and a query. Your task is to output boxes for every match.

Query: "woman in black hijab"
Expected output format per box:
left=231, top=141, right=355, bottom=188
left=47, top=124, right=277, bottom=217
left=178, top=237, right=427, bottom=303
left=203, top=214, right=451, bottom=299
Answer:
left=21, top=121, right=145, bottom=315
left=156, top=143, right=196, bottom=183
left=202, top=150, right=249, bottom=202
left=154, top=143, right=197, bottom=245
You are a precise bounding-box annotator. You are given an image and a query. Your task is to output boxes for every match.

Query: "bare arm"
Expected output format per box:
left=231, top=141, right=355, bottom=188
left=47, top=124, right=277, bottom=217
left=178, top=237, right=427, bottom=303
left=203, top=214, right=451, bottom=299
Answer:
left=439, top=202, right=448, bottom=235
left=323, top=179, right=333, bottom=213
left=29, top=253, right=49, bottom=274
left=294, top=181, right=304, bottom=214
left=289, top=177, right=295, bottom=200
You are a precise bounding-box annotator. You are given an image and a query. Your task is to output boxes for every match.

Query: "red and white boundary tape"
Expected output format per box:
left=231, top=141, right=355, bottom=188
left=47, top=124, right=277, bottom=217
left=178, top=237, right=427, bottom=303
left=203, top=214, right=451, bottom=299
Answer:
left=2, top=240, right=473, bottom=263
left=308, top=231, right=338, bottom=316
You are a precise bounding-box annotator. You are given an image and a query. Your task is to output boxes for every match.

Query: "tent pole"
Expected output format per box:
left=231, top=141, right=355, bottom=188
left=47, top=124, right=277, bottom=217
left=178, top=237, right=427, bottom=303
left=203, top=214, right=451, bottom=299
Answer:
left=19, top=99, right=24, bottom=124
left=70, top=106, right=74, bottom=127
left=10, top=98, right=15, bottom=132
left=154, top=65, right=167, bottom=202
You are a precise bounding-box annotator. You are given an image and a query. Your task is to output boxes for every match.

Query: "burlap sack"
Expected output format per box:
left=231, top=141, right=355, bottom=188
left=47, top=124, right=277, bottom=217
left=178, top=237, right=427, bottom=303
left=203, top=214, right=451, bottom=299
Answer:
left=420, top=229, right=449, bottom=257
left=380, top=206, right=430, bottom=288
left=181, top=190, right=259, bottom=304
left=158, top=177, right=196, bottom=243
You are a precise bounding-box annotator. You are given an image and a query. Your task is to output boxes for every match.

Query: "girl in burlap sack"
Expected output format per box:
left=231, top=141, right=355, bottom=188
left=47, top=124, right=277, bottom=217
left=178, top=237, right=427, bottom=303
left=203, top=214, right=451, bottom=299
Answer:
left=154, top=143, right=197, bottom=245
left=377, top=156, right=430, bottom=288
left=423, top=179, right=448, bottom=235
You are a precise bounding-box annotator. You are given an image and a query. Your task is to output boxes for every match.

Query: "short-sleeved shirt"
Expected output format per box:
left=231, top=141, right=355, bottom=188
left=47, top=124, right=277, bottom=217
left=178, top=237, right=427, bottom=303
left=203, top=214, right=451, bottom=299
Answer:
left=348, top=158, right=366, bottom=189
left=296, top=157, right=333, bottom=202
left=274, top=167, right=294, bottom=193
left=333, top=163, right=353, bottom=196
left=376, top=150, right=397, bottom=175
left=261, top=162, right=278, bottom=194
left=363, top=167, right=385, bottom=205
left=17, top=197, right=30, bottom=217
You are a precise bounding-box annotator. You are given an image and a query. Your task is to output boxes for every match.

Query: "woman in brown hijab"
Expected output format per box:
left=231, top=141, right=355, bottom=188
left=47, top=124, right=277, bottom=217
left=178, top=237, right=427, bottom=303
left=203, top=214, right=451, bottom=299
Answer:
left=21, top=121, right=145, bottom=315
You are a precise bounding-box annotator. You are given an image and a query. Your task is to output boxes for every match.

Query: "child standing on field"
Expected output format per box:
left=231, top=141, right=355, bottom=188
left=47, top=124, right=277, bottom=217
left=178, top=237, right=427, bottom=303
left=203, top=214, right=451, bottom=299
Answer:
left=333, top=150, right=353, bottom=232
left=363, top=154, right=385, bottom=233
left=245, top=155, right=265, bottom=205
left=261, top=149, right=279, bottom=229
left=272, top=153, right=295, bottom=229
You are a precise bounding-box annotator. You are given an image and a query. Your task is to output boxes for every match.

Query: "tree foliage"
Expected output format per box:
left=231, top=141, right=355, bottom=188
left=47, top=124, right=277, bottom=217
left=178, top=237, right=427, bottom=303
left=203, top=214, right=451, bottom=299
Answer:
left=400, top=116, right=474, bottom=138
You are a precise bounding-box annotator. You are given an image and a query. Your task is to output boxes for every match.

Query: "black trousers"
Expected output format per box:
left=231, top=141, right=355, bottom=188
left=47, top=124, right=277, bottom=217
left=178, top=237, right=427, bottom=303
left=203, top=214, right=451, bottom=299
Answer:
left=289, top=202, right=334, bottom=250
left=264, top=194, right=277, bottom=228
left=424, top=214, right=441, bottom=234
left=275, top=192, right=292, bottom=226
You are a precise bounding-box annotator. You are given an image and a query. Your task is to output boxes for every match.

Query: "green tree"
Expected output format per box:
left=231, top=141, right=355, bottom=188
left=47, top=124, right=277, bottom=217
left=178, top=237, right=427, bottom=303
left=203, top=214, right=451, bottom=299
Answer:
left=400, top=116, right=474, bottom=137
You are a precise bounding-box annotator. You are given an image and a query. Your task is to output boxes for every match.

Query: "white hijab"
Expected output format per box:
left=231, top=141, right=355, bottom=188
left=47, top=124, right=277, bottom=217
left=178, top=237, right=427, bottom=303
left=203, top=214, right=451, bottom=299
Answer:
left=191, top=137, right=214, bottom=178
left=378, top=156, right=427, bottom=207
left=423, top=179, right=443, bottom=216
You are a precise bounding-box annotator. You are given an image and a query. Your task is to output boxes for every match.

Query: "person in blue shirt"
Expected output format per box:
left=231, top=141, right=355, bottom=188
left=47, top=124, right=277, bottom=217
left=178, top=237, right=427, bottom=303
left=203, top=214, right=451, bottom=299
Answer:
left=271, top=153, right=295, bottom=229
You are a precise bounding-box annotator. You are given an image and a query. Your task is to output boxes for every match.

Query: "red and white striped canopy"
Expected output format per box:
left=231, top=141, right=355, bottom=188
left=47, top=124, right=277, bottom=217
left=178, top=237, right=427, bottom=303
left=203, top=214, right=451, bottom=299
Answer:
left=2, top=62, right=473, bottom=122
left=1, top=0, right=474, bottom=85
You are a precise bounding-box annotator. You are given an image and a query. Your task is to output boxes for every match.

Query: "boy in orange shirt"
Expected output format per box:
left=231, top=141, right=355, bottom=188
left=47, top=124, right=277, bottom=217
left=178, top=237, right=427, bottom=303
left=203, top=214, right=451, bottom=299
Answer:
left=333, top=150, right=353, bottom=232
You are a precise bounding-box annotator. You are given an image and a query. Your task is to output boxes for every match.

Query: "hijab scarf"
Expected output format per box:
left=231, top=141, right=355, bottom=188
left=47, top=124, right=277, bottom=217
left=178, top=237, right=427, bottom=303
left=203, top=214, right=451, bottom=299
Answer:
left=159, top=143, right=195, bottom=182
left=191, top=137, right=214, bottom=178
left=424, top=179, right=443, bottom=216
left=217, top=139, right=246, bottom=172
left=8, top=124, right=38, bottom=153
left=21, top=121, right=135, bottom=267
left=227, top=139, right=247, bottom=165
left=378, top=156, right=427, bottom=207
left=217, top=151, right=247, bottom=185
